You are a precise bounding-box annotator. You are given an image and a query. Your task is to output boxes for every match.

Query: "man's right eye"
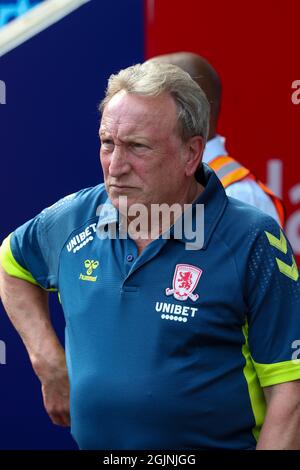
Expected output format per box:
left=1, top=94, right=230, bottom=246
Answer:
left=101, top=140, right=114, bottom=149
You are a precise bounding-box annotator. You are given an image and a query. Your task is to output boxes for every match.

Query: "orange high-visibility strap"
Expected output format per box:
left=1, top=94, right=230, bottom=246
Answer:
left=209, top=155, right=286, bottom=227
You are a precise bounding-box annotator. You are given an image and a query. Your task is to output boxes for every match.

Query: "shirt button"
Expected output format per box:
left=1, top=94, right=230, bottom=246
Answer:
left=126, top=254, right=134, bottom=262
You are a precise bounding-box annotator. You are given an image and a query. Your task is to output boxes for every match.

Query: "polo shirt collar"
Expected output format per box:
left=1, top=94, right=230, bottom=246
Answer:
left=97, top=164, right=228, bottom=250
left=97, top=199, right=118, bottom=227
left=169, top=163, right=228, bottom=250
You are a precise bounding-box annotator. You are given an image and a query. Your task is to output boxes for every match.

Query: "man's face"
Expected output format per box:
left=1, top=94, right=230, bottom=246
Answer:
left=99, top=90, right=190, bottom=211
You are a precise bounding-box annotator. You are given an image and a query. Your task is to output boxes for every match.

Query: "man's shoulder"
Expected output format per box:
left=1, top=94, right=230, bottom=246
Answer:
left=39, top=183, right=107, bottom=228
left=224, top=176, right=280, bottom=222
left=225, top=195, right=279, bottom=227
left=31, top=183, right=108, bottom=269
left=218, top=196, right=282, bottom=250
left=46, top=183, right=107, bottom=212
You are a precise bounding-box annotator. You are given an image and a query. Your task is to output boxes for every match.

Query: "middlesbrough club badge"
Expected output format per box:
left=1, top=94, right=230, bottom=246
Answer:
left=165, top=264, right=202, bottom=302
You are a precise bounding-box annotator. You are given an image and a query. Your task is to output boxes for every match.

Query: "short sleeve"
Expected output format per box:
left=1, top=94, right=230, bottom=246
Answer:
left=246, top=218, right=300, bottom=387
left=0, top=214, right=56, bottom=290
left=0, top=193, right=77, bottom=290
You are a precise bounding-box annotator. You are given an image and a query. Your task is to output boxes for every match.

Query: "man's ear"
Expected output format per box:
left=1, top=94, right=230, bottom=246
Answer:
left=184, top=136, right=204, bottom=176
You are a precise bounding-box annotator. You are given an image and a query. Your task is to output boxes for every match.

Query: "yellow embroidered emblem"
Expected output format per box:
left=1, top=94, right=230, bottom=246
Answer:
left=79, top=260, right=99, bottom=282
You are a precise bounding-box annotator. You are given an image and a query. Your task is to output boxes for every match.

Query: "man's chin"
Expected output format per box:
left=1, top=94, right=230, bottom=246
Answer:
left=109, top=187, right=139, bottom=202
left=109, top=193, right=146, bottom=214
left=108, top=186, right=137, bottom=197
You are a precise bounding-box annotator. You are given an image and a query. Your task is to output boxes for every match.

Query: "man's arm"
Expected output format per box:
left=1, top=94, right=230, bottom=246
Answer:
left=0, top=264, right=70, bottom=426
left=256, top=380, right=300, bottom=449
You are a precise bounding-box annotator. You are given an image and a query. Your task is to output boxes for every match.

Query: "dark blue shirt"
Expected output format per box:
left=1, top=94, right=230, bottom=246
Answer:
left=2, top=165, right=300, bottom=449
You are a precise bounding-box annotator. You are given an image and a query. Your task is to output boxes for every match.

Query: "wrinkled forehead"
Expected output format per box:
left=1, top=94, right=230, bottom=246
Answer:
left=100, top=90, right=179, bottom=138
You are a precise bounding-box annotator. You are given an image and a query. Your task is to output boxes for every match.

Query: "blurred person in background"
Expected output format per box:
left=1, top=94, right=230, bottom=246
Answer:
left=148, top=52, right=285, bottom=226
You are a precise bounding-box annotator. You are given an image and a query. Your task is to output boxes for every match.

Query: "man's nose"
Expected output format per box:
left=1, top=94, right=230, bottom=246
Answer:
left=108, top=144, right=130, bottom=177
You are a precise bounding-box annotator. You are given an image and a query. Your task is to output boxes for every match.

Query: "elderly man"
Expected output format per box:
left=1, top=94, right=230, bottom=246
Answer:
left=0, top=62, right=300, bottom=450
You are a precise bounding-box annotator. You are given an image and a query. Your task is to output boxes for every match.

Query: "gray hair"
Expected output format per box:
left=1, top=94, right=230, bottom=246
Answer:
left=99, top=61, right=210, bottom=144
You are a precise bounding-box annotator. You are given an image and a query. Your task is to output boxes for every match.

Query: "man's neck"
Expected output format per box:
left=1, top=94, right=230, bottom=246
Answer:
left=129, top=180, right=204, bottom=256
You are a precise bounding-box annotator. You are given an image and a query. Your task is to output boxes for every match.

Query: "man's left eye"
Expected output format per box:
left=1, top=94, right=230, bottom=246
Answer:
left=132, top=143, right=146, bottom=149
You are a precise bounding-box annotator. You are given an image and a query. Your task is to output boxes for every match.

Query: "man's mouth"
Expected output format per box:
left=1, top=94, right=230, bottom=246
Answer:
left=109, top=184, right=135, bottom=190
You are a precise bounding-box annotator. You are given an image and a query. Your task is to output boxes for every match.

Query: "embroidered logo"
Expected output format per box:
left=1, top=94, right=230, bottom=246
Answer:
left=165, top=264, right=202, bottom=301
left=155, top=302, right=198, bottom=323
left=67, top=223, right=97, bottom=253
left=79, top=260, right=99, bottom=282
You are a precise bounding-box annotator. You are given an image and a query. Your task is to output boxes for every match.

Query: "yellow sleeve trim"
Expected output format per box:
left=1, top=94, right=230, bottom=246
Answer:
left=241, top=323, right=266, bottom=441
left=0, top=234, right=58, bottom=292
left=253, top=359, right=300, bottom=387
left=0, top=234, right=39, bottom=286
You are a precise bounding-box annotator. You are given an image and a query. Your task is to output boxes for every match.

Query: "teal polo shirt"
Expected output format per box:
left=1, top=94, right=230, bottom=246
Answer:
left=1, top=164, right=300, bottom=450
